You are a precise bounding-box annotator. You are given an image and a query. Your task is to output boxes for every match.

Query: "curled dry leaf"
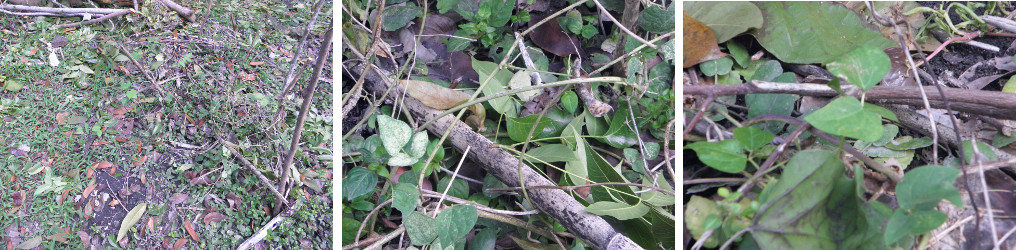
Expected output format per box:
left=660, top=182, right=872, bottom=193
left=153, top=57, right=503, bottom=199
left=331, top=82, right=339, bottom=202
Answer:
left=530, top=17, right=581, bottom=57
left=169, top=193, right=188, bottom=205
left=203, top=212, right=225, bottom=225
left=683, top=12, right=727, bottom=68
left=83, top=184, right=96, bottom=197
left=76, top=231, right=89, bottom=249
left=91, top=161, right=113, bottom=169
left=184, top=220, right=200, bottom=242
left=171, top=238, right=188, bottom=250
left=400, top=80, right=486, bottom=131
left=189, top=175, right=216, bottom=185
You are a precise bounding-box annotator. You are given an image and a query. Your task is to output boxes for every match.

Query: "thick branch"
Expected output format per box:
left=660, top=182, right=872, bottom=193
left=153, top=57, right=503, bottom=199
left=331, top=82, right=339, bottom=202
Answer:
left=0, top=4, right=119, bottom=14
left=155, top=0, right=196, bottom=22
left=684, top=80, right=1016, bottom=120
left=53, top=9, right=133, bottom=28
left=354, top=63, right=642, bottom=250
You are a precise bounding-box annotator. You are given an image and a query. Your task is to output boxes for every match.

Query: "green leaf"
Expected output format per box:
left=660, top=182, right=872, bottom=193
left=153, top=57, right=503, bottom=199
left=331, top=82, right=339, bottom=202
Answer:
left=863, top=104, right=898, bottom=122
left=685, top=195, right=721, bottom=248
left=745, top=73, right=797, bottom=134
left=117, top=203, right=147, bottom=243
left=685, top=2, right=763, bottom=43
left=437, top=0, right=457, bottom=14
left=699, top=57, right=733, bottom=76
left=559, top=10, right=583, bottom=34
left=963, top=140, right=998, bottom=163
left=388, top=152, right=417, bottom=166
left=392, top=183, right=420, bottom=214
left=803, top=96, right=883, bottom=142
left=586, top=201, right=650, bottom=220
left=437, top=177, right=469, bottom=199
left=343, top=167, right=377, bottom=201
left=381, top=4, right=422, bottom=31
left=641, top=190, right=676, bottom=206
left=639, top=4, right=675, bottom=35
left=565, top=124, right=589, bottom=187
left=468, top=228, right=498, bottom=250
left=437, top=205, right=478, bottom=243
left=506, top=114, right=553, bottom=142
left=472, top=58, right=517, bottom=117
left=524, top=144, right=578, bottom=163
left=581, top=25, right=598, bottom=39
left=376, top=115, right=412, bottom=154
left=405, top=212, right=439, bottom=245
left=826, top=45, right=891, bottom=90
left=727, top=41, right=749, bottom=68
left=733, top=126, right=774, bottom=152
left=600, top=101, right=639, bottom=148
left=407, top=132, right=429, bottom=158
left=508, top=70, right=540, bottom=101
left=885, top=209, right=947, bottom=245
left=482, top=0, right=514, bottom=27
left=751, top=2, right=895, bottom=64
left=561, top=91, right=578, bottom=114
left=684, top=140, right=747, bottom=173
left=3, top=79, right=23, bottom=92
left=895, top=165, right=962, bottom=211
left=993, top=133, right=1016, bottom=148
left=753, top=150, right=858, bottom=249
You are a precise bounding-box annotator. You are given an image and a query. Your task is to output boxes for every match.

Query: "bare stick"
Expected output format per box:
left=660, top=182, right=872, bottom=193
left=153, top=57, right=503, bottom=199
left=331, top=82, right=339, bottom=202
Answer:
left=590, top=0, right=656, bottom=49
left=217, top=137, right=289, bottom=207
left=0, top=4, right=119, bottom=14
left=273, top=27, right=332, bottom=215
left=54, top=9, right=133, bottom=28
left=236, top=198, right=304, bottom=250
left=155, top=0, right=196, bottom=22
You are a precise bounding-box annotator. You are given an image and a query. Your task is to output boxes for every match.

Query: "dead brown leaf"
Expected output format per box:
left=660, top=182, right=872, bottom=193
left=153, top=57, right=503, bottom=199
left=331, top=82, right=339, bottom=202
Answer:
left=184, top=221, right=200, bottom=242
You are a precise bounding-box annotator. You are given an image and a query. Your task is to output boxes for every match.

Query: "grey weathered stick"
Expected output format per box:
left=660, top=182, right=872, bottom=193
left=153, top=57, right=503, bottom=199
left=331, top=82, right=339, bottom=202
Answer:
left=53, top=9, right=133, bottom=28
left=155, top=0, right=196, bottom=22
left=356, top=63, right=643, bottom=250
left=0, top=4, right=118, bottom=14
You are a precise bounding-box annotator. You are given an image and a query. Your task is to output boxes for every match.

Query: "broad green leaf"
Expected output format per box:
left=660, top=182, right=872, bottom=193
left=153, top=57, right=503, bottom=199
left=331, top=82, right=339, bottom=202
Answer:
left=826, top=45, right=891, bottom=90
left=885, top=209, right=947, bottom=245
left=472, top=58, right=517, bottom=117
left=388, top=152, right=417, bottom=166
left=993, top=133, right=1016, bottom=148
left=117, top=203, right=147, bottom=243
left=405, top=212, right=439, bottom=245
left=641, top=190, right=676, bottom=206
left=863, top=104, right=899, bottom=122
left=558, top=10, right=583, bottom=34
left=437, top=205, right=478, bottom=243
left=437, top=177, right=469, bottom=199
left=803, top=96, right=883, bottom=142
left=685, top=195, right=721, bottom=248
left=376, top=115, right=412, bottom=154
left=392, top=183, right=420, bottom=214
left=733, top=126, right=774, bottom=152
left=506, top=114, right=553, bottom=142
left=684, top=140, right=747, bottom=173
left=639, top=3, right=675, bottom=35
left=482, top=0, right=514, bottom=27
left=468, top=228, right=498, bottom=250
left=586, top=142, right=636, bottom=204
left=699, top=57, right=733, bottom=76
left=437, top=0, right=457, bottom=14
left=963, top=140, right=998, bottom=163
left=600, top=100, right=638, bottom=148
left=895, top=165, right=962, bottom=211
left=751, top=2, right=895, bottom=64
left=586, top=201, right=650, bottom=220
left=753, top=150, right=878, bottom=249
left=565, top=124, right=589, bottom=187
left=524, top=144, right=577, bottom=163
left=382, top=4, right=422, bottom=31
left=561, top=91, right=578, bottom=114
left=727, top=41, right=749, bottom=67
left=871, top=124, right=899, bottom=146
left=407, top=132, right=429, bottom=158
left=3, top=79, right=23, bottom=92
left=343, top=167, right=377, bottom=201
left=685, top=2, right=763, bottom=43
left=746, top=71, right=797, bottom=134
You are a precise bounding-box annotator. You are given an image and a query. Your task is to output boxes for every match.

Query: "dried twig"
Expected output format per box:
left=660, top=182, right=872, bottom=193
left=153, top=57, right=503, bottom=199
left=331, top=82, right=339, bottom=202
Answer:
left=54, top=9, right=133, bottom=28
left=155, top=0, right=196, bottom=22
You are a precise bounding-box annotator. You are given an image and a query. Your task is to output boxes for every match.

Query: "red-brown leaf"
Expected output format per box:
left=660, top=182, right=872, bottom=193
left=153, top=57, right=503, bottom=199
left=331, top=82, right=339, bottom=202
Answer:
left=203, top=212, right=225, bottom=225
left=184, top=221, right=200, bottom=242
left=683, top=12, right=727, bottom=68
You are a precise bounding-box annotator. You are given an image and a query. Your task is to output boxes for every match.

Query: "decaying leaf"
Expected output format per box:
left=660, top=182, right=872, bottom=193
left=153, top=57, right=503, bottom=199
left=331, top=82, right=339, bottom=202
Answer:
left=184, top=220, right=200, bottom=242
left=683, top=12, right=726, bottom=68
left=530, top=17, right=581, bottom=57
left=400, top=80, right=486, bottom=131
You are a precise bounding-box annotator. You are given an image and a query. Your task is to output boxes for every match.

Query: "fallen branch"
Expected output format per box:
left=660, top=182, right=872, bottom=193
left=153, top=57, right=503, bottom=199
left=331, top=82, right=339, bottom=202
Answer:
left=273, top=26, right=332, bottom=215
left=0, top=4, right=118, bottom=15
left=684, top=80, right=1016, bottom=120
left=217, top=136, right=289, bottom=207
left=355, top=63, right=642, bottom=250
left=53, top=8, right=133, bottom=28
left=236, top=198, right=304, bottom=250
left=155, top=0, right=197, bottom=22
